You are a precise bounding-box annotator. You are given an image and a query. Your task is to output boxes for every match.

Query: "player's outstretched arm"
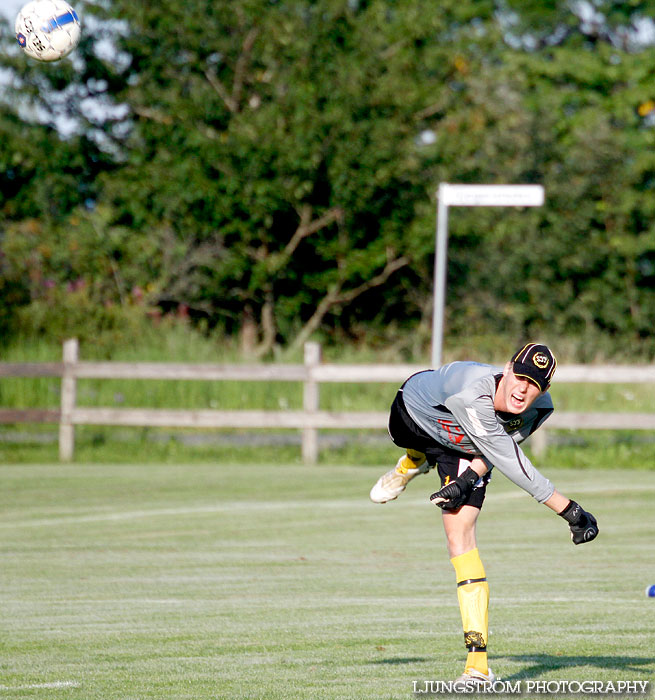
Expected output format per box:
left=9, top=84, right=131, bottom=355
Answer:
left=545, top=490, right=599, bottom=545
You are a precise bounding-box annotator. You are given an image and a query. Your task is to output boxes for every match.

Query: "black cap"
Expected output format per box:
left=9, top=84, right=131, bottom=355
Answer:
left=510, top=343, right=557, bottom=392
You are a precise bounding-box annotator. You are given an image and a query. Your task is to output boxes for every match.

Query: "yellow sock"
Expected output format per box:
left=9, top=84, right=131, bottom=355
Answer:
left=397, top=450, right=426, bottom=472
left=450, top=547, right=489, bottom=675
left=406, top=448, right=426, bottom=464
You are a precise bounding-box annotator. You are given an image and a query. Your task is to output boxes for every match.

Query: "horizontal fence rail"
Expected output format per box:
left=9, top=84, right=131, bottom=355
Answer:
left=1, top=338, right=654, bottom=462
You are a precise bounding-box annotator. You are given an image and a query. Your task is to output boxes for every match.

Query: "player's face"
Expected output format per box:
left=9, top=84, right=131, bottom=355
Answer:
left=495, top=365, right=542, bottom=414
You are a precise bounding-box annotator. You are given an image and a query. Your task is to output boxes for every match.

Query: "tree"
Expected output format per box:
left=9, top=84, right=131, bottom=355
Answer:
left=436, top=13, right=655, bottom=355
left=79, top=0, right=502, bottom=355
left=2, top=1, right=655, bottom=359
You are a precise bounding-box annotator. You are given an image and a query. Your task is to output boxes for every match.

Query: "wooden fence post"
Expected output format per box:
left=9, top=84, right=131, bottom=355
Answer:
left=302, top=342, right=321, bottom=464
left=530, top=428, right=548, bottom=459
left=59, top=338, right=79, bottom=462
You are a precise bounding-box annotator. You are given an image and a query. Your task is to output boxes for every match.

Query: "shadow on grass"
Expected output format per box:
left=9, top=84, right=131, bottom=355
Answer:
left=495, top=654, right=654, bottom=681
left=371, top=657, right=431, bottom=665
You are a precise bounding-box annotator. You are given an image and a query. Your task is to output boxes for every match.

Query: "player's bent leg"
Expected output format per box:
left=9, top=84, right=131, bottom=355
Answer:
left=369, top=450, right=428, bottom=503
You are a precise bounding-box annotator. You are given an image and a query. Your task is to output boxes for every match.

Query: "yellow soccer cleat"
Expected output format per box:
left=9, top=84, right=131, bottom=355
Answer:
left=369, top=453, right=429, bottom=503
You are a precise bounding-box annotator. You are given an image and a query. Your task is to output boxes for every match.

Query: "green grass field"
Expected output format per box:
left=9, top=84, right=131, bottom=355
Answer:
left=1, top=462, right=654, bottom=699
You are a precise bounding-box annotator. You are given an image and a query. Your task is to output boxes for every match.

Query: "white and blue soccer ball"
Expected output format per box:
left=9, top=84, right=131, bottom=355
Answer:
left=15, top=0, right=81, bottom=62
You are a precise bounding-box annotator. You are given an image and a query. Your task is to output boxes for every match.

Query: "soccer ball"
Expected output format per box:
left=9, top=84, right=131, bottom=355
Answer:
left=15, top=0, right=81, bottom=62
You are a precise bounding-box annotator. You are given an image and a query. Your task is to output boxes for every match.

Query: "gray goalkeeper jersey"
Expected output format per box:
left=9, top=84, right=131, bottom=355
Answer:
left=401, top=362, right=555, bottom=503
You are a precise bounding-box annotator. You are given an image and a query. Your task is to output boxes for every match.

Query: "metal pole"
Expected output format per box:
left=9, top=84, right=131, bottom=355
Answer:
left=431, top=184, right=449, bottom=368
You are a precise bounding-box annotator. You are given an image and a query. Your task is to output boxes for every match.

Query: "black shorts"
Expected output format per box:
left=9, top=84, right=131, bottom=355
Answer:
left=388, top=390, right=491, bottom=509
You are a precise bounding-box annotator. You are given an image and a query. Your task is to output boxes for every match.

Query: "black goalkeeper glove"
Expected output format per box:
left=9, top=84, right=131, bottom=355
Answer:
left=559, top=500, right=599, bottom=545
left=430, top=467, right=480, bottom=511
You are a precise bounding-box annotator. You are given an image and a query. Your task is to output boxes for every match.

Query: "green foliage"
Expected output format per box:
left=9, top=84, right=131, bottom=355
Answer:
left=0, top=207, right=165, bottom=350
left=431, top=36, right=655, bottom=354
left=1, top=2, right=655, bottom=357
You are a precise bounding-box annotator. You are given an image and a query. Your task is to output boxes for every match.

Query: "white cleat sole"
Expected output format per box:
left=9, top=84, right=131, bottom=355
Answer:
left=369, top=460, right=429, bottom=504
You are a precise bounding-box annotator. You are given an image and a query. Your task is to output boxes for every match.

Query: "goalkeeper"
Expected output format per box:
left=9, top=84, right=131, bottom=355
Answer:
left=369, top=343, right=598, bottom=687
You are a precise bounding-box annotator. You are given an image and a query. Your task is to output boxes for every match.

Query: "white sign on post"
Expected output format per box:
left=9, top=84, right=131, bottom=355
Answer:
left=439, top=184, right=545, bottom=208
left=432, top=183, right=545, bottom=368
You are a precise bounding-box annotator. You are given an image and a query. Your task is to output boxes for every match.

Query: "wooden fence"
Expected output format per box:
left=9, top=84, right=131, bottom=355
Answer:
left=1, top=338, right=654, bottom=462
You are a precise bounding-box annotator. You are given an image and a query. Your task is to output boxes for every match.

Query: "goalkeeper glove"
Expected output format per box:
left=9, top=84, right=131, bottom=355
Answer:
left=559, top=500, right=599, bottom=545
left=430, top=467, right=479, bottom=511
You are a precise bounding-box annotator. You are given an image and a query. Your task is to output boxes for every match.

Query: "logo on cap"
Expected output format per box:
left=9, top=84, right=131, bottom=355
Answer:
left=533, top=352, right=550, bottom=369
